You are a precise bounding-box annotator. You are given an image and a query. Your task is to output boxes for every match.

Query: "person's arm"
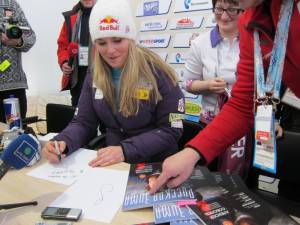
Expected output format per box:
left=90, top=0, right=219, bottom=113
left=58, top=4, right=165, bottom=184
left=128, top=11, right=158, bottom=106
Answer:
left=120, top=70, right=184, bottom=163
left=187, top=22, right=255, bottom=163
left=184, top=35, right=226, bottom=95
left=149, top=17, right=255, bottom=194
left=183, top=37, right=207, bottom=95
left=57, top=22, right=70, bottom=68
left=55, top=73, right=99, bottom=153
left=11, top=0, right=36, bottom=51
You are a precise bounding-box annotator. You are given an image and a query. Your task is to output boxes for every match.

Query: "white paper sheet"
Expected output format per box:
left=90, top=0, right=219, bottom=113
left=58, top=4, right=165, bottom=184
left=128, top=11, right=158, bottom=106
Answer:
left=50, top=167, right=129, bottom=223
left=27, top=148, right=97, bottom=185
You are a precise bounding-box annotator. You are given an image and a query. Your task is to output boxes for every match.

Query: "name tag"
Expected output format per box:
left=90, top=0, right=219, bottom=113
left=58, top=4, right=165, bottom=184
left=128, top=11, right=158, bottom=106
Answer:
left=169, top=113, right=185, bottom=122
left=0, top=59, right=11, bottom=72
left=135, top=88, right=150, bottom=100
left=95, top=88, right=103, bottom=99
left=171, top=120, right=183, bottom=129
left=78, top=46, right=89, bottom=66
left=255, top=105, right=272, bottom=143
left=253, top=104, right=277, bottom=174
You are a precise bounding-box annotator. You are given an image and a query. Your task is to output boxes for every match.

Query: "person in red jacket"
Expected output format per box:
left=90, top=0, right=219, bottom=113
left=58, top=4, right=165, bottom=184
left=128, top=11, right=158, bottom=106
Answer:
left=149, top=0, right=300, bottom=193
left=57, top=0, right=96, bottom=106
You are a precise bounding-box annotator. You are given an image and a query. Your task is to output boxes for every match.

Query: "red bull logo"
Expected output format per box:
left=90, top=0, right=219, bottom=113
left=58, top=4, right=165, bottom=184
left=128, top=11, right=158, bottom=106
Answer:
left=99, top=16, right=120, bottom=31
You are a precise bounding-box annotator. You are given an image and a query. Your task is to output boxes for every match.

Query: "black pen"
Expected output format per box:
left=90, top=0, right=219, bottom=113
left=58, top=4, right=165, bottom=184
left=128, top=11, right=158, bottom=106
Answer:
left=54, top=141, right=62, bottom=161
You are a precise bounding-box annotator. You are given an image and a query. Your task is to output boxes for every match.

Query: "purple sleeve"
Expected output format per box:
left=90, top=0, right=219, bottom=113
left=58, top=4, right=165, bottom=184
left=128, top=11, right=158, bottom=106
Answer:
left=55, top=73, right=99, bottom=153
left=121, top=70, right=184, bottom=163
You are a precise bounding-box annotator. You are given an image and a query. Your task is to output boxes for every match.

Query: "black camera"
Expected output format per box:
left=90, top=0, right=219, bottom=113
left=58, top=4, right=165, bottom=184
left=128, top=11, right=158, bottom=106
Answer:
left=0, top=17, right=29, bottom=39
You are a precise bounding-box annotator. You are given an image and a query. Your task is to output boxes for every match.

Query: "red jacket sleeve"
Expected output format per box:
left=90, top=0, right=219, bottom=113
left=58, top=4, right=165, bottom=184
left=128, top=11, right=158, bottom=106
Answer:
left=57, top=22, right=70, bottom=67
left=186, top=17, right=255, bottom=164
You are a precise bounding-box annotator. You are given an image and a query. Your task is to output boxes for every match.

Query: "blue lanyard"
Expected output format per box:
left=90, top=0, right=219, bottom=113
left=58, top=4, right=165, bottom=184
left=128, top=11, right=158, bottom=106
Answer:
left=254, top=0, right=294, bottom=101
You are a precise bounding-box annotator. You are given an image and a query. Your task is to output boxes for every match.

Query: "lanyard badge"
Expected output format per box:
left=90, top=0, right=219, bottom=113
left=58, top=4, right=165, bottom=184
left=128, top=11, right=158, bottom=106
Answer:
left=253, top=105, right=277, bottom=173
left=253, top=0, right=294, bottom=174
left=78, top=46, right=89, bottom=66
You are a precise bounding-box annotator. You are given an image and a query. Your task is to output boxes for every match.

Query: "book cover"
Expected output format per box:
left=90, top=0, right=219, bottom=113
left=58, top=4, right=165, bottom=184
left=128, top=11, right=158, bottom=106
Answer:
left=170, top=219, right=204, bottom=225
left=153, top=166, right=224, bottom=224
left=122, top=163, right=213, bottom=211
left=189, top=172, right=298, bottom=225
left=153, top=202, right=198, bottom=224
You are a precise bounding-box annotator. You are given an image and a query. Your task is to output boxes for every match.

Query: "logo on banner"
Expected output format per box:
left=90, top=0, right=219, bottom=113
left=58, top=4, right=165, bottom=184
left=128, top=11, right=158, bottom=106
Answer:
left=175, top=53, right=182, bottom=63
left=139, top=34, right=171, bottom=48
left=144, top=1, right=159, bottom=16
left=99, top=16, right=119, bottom=31
left=140, top=39, right=166, bottom=44
left=145, top=22, right=163, bottom=30
left=176, top=18, right=194, bottom=29
left=184, top=0, right=210, bottom=10
left=184, top=0, right=192, bottom=9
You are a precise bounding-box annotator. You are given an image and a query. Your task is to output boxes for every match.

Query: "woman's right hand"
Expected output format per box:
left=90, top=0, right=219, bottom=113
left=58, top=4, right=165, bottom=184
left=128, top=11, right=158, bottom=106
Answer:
left=148, top=147, right=201, bottom=194
left=61, top=62, right=73, bottom=75
left=42, top=141, right=67, bottom=163
left=206, top=78, right=227, bottom=94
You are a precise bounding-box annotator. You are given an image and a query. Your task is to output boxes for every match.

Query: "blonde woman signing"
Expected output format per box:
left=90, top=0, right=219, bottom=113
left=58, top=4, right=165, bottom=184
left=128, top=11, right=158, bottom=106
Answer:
left=42, top=0, right=184, bottom=166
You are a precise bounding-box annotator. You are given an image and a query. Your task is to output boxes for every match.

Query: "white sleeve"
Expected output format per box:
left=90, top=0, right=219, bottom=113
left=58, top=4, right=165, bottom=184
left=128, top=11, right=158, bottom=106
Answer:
left=183, top=38, right=204, bottom=90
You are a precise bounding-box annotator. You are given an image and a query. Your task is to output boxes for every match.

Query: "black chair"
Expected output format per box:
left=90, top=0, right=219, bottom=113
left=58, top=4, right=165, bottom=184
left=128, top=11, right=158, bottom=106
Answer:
left=247, top=130, right=300, bottom=217
left=178, top=119, right=205, bottom=149
left=46, top=103, right=75, bottom=133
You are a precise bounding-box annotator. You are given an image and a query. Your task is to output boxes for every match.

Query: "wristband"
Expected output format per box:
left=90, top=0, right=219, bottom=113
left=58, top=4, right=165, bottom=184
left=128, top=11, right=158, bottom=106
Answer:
left=186, top=79, right=194, bottom=91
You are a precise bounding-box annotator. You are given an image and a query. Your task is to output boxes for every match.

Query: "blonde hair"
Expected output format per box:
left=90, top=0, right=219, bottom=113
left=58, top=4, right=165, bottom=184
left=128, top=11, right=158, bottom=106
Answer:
left=92, top=40, right=178, bottom=117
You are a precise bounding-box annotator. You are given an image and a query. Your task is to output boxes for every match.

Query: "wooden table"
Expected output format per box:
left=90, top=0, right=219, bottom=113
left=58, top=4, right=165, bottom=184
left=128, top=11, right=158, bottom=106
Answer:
left=1, top=159, right=300, bottom=225
left=0, top=160, right=153, bottom=225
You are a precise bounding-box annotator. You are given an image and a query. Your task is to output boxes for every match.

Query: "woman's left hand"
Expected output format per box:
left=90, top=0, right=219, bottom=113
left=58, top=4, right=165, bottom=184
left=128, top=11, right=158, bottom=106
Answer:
left=88, top=146, right=125, bottom=167
left=275, top=123, right=283, bottom=138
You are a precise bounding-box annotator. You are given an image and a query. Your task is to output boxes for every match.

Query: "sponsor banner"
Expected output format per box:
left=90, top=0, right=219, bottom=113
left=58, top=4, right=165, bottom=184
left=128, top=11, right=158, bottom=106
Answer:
left=136, top=0, right=172, bottom=17
left=140, top=18, right=168, bottom=32
left=173, top=32, right=200, bottom=48
left=174, top=0, right=212, bottom=13
left=138, top=34, right=171, bottom=48
left=169, top=52, right=187, bottom=64
left=169, top=16, right=203, bottom=30
left=204, top=13, right=217, bottom=28
left=151, top=50, right=168, bottom=61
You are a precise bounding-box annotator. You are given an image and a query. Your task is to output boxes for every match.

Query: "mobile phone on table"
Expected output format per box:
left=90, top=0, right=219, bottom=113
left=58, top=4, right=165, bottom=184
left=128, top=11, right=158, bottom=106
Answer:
left=41, top=207, right=82, bottom=221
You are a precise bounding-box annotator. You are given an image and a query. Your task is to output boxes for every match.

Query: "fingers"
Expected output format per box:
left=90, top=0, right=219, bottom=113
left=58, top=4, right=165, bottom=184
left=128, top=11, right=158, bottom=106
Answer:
left=42, top=142, right=59, bottom=164
left=276, top=124, right=284, bottom=138
left=89, top=147, right=123, bottom=167
left=62, top=63, right=73, bottom=74
left=166, top=172, right=190, bottom=189
left=148, top=171, right=172, bottom=194
left=42, top=141, right=66, bottom=164
left=208, top=79, right=227, bottom=92
left=89, top=157, right=115, bottom=167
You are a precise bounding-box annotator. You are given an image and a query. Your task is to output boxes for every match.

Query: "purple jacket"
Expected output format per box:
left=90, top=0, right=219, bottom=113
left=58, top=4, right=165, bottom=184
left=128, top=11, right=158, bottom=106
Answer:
left=56, top=69, right=184, bottom=163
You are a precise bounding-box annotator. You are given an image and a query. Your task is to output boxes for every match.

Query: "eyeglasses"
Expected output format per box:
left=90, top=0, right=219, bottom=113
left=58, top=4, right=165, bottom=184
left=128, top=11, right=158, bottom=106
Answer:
left=213, top=7, right=244, bottom=16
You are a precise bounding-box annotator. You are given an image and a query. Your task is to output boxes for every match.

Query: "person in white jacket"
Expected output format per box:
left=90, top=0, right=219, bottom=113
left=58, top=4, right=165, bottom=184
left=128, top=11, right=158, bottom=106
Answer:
left=183, top=0, right=243, bottom=125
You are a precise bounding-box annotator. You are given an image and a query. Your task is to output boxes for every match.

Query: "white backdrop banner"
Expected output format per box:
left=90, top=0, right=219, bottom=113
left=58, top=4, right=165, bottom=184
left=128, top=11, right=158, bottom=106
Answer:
left=174, top=0, right=212, bottom=13
left=151, top=50, right=169, bottom=61
left=138, top=34, right=171, bottom=48
left=136, top=0, right=172, bottom=17
left=168, top=52, right=188, bottom=64
left=173, top=32, right=200, bottom=48
left=169, top=16, right=204, bottom=30
left=204, top=13, right=217, bottom=28
left=140, top=18, right=168, bottom=31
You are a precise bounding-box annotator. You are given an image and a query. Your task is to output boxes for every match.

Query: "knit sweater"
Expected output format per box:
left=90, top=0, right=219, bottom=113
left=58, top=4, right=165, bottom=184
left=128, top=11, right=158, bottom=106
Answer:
left=0, top=0, right=36, bottom=91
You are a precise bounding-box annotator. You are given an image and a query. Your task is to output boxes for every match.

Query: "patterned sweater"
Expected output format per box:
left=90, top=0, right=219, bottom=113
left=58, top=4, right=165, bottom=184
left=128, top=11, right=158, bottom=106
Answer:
left=0, top=0, right=36, bottom=91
